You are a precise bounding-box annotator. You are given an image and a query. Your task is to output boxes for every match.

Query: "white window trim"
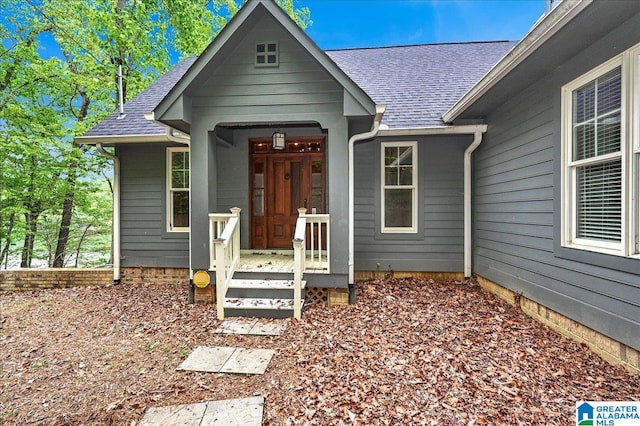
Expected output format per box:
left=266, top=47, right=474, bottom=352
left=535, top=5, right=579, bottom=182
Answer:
left=381, top=141, right=418, bottom=233
left=561, top=42, right=640, bottom=258
left=167, top=147, right=190, bottom=232
left=631, top=44, right=640, bottom=256
left=255, top=41, right=278, bottom=67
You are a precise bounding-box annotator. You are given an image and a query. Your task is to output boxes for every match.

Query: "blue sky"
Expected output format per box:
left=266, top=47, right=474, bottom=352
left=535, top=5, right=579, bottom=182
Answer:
left=28, top=1, right=547, bottom=62
left=304, top=0, right=546, bottom=50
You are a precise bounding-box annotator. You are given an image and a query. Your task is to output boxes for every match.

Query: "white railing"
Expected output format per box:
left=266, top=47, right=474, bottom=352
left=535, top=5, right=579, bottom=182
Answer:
left=292, top=209, right=330, bottom=320
left=298, top=209, right=330, bottom=272
left=293, top=217, right=306, bottom=320
left=209, top=207, right=241, bottom=320
left=209, top=208, right=241, bottom=270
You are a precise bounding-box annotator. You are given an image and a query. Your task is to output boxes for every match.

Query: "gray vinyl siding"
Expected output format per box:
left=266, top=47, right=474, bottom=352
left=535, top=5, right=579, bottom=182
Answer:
left=185, top=10, right=352, bottom=283
left=354, top=135, right=470, bottom=272
left=189, top=13, right=344, bottom=122
left=117, top=144, right=189, bottom=267
left=473, top=23, right=640, bottom=350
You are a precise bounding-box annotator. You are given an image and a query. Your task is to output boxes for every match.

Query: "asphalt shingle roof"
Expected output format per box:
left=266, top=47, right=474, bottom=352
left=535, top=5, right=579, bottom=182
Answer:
left=327, top=41, right=516, bottom=128
left=84, top=41, right=515, bottom=137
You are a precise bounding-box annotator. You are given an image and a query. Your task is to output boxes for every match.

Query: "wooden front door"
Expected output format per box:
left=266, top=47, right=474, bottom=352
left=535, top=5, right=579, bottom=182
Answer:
left=250, top=137, right=325, bottom=249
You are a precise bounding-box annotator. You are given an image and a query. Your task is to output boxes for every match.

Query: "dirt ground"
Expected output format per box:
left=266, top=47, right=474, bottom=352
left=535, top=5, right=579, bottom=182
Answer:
left=1, top=278, right=638, bottom=425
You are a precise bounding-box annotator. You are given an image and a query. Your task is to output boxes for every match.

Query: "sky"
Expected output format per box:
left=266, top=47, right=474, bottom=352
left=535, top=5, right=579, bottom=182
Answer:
left=303, top=0, right=546, bottom=50
left=25, top=1, right=548, bottom=63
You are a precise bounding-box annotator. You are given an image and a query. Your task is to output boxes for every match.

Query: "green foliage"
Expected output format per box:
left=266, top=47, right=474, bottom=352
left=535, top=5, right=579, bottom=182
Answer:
left=0, top=0, right=312, bottom=269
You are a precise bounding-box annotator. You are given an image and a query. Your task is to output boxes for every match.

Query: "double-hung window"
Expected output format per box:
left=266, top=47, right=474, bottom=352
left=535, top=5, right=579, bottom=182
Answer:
left=167, top=148, right=189, bottom=232
left=381, top=141, right=417, bottom=233
left=561, top=42, right=640, bottom=257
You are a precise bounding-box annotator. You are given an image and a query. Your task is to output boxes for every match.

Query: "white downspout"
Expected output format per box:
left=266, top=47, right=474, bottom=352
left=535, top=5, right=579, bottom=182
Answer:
left=348, top=105, right=387, bottom=286
left=96, top=144, right=121, bottom=284
left=464, top=131, right=483, bottom=278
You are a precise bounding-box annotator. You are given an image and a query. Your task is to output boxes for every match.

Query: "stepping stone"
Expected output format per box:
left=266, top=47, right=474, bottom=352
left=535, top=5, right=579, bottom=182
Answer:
left=202, top=396, right=264, bottom=425
left=214, top=318, right=258, bottom=334
left=215, top=318, right=288, bottom=336
left=176, top=346, right=235, bottom=373
left=220, top=348, right=275, bottom=375
left=249, top=321, right=287, bottom=336
left=139, top=396, right=264, bottom=426
left=139, top=402, right=207, bottom=426
left=177, top=346, right=275, bottom=375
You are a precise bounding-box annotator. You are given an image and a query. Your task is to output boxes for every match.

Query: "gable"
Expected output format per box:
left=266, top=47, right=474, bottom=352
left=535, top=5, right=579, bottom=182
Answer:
left=155, top=0, right=376, bottom=133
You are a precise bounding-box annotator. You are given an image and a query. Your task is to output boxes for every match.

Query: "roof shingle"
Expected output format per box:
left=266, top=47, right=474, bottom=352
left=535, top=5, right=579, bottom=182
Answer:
left=326, top=41, right=515, bottom=128
left=83, top=41, right=515, bottom=137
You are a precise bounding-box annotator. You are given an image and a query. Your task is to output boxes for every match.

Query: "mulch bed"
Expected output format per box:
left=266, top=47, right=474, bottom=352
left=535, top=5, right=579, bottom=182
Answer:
left=1, top=278, right=638, bottom=425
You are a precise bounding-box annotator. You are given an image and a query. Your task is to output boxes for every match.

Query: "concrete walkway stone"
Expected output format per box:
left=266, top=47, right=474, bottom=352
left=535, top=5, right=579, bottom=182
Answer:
left=140, top=396, right=264, bottom=426
left=220, top=348, right=275, bottom=375
left=177, top=346, right=275, bottom=375
left=176, top=346, right=235, bottom=373
left=214, top=318, right=288, bottom=336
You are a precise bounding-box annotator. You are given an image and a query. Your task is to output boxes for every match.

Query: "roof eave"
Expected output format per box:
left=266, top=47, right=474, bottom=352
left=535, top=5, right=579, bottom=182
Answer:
left=442, top=0, right=593, bottom=124
left=74, top=133, right=189, bottom=146
left=378, top=124, right=488, bottom=137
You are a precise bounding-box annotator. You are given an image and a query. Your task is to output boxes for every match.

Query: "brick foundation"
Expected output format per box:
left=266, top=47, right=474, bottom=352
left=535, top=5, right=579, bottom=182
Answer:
left=355, top=271, right=465, bottom=281
left=120, top=267, right=190, bottom=285
left=0, top=268, right=113, bottom=291
left=476, top=275, right=640, bottom=375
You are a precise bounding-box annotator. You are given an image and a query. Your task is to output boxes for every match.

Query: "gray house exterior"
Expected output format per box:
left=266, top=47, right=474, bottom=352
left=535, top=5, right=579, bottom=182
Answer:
left=78, top=0, right=639, bottom=370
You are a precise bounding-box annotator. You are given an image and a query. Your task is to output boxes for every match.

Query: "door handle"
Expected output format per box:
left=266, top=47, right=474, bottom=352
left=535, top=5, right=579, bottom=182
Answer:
left=303, top=198, right=308, bottom=208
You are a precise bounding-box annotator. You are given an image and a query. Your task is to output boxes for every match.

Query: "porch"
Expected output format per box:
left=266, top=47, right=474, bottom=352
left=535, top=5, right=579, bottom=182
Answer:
left=236, top=250, right=328, bottom=274
left=208, top=208, right=330, bottom=320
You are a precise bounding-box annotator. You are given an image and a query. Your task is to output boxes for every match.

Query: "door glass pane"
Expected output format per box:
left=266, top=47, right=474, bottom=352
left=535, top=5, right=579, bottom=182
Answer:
left=254, top=189, right=264, bottom=216
left=312, top=189, right=322, bottom=214
left=384, top=189, right=412, bottom=228
left=254, top=173, right=264, bottom=189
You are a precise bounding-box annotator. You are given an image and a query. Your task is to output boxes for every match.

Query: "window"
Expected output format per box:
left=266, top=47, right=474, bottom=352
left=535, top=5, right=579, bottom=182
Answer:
left=561, top=42, right=640, bottom=257
left=255, top=42, right=278, bottom=67
left=167, top=148, right=189, bottom=231
left=381, top=141, right=417, bottom=233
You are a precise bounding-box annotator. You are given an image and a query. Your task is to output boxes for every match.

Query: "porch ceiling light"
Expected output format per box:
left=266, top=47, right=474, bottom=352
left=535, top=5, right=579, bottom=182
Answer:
left=272, top=131, right=286, bottom=150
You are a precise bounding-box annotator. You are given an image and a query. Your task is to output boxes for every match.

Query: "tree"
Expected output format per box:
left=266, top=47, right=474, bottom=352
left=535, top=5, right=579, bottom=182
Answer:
left=1, top=0, right=312, bottom=268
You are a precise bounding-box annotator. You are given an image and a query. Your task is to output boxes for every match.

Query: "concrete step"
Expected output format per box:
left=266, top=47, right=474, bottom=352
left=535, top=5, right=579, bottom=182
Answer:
left=224, top=297, right=298, bottom=310
left=223, top=297, right=304, bottom=319
left=226, top=279, right=306, bottom=299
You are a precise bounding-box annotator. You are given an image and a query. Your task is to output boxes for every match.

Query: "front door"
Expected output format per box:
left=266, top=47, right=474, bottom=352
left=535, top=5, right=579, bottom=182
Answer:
left=250, top=137, right=325, bottom=249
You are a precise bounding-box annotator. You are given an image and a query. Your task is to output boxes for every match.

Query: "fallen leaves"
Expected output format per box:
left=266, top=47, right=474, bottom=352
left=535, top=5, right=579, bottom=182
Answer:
left=0, top=278, right=638, bottom=425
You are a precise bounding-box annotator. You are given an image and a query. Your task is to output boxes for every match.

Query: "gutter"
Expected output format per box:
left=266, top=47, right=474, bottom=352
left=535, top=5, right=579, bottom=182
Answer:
left=348, top=105, right=386, bottom=296
left=464, top=130, right=484, bottom=278
left=144, top=112, right=191, bottom=145
left=442, top=0, right=591, bottom=123
left=75, top=133, right=187, bottom=146
left=96, top=144, right=121, bottom=284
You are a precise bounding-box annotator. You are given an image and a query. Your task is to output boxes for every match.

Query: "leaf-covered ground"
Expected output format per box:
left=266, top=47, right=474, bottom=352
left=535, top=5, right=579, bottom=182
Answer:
left=1, top=278, right=638, bottom=425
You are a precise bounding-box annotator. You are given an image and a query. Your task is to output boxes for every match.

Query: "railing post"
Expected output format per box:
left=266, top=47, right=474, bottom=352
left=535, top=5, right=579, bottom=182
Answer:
left=293, top=211, right=307, bottom=320
left=215, top=240, right=225, bottom=320
left=293, top=238, right=303, bottom=320
left=231, top=207, right=241, bottom=263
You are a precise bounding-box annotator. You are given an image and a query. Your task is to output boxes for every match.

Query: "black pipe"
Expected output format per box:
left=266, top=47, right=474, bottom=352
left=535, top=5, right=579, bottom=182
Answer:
left=188, top=280, right=195, bottom=304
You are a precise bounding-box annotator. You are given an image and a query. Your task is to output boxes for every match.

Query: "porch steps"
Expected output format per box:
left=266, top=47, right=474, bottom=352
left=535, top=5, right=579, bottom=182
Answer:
left=224, top=279, right=306, bottom=319
left=230, top=278, right=300, bottom=290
